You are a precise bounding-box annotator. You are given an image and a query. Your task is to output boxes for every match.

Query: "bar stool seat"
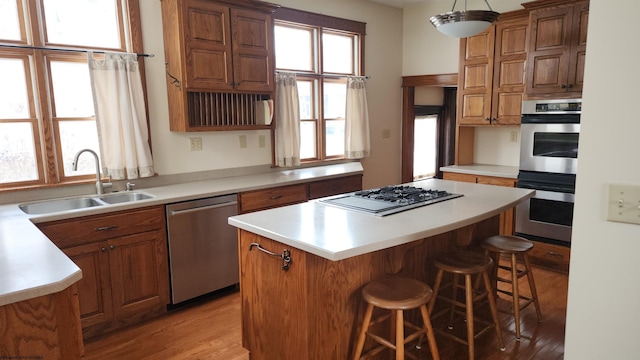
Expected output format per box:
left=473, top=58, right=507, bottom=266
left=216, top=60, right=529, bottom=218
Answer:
left=428, top=251, right=505, bottom=360
left=353, top=276, right=440, bottom=360
left=482, top=235, right=543, bottom=340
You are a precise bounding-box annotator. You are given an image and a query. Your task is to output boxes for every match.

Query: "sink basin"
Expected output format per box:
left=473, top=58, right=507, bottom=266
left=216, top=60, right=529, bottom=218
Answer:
left=98, top=192, right=154, bottom=204
left=19, top=197, right=104, bottom=215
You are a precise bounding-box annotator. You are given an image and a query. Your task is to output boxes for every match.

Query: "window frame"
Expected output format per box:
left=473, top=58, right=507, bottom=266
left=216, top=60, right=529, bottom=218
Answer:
left=0, top=0, right=147, bottom=191
left=273, top=7, right=366, bottom=164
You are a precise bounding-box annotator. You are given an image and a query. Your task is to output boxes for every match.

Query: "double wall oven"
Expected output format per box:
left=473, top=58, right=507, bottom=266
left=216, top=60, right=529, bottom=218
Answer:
left=515, top=99, right=581, bottom=246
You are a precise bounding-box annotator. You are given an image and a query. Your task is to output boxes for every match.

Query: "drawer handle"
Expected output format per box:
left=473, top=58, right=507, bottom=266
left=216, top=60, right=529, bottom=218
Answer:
left=270, top=195, right=283, bottom=200
left=546, top=251, right=564, bottom=258
left=95, top=225, right=118, bottom=232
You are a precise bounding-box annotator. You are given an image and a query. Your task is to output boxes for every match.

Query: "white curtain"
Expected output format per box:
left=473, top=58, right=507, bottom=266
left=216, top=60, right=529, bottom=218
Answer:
left=88, top=52, right=154, bottom=180
left=345, top=76, right=371, bottom=159
left=275, top=72, right=301, bottom=167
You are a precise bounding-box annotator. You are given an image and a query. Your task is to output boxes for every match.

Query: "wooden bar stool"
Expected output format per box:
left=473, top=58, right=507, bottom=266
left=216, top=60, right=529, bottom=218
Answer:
left=428, top=251, right=505, bottom=360
left=482, top=235, right=543, bottom=340
left=353, top=276, right=440, bottom=360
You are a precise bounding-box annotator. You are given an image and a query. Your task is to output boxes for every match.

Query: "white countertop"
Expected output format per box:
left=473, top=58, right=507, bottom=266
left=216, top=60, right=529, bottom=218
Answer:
left=0, top=163, right=363, bottom=306
left=228, top=178, right=534, bottom=261
left=440, top=164, right=519, bottom=179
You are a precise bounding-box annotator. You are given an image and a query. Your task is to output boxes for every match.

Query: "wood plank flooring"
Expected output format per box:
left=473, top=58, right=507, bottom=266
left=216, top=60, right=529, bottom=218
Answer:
left=83, top=264, right=568, bottom=360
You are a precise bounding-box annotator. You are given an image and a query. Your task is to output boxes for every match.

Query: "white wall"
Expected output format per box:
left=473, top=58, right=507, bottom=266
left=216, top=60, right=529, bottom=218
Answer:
left=139, top=0, right=404, bottom=189
left=564, top=1, right=640, bottom=359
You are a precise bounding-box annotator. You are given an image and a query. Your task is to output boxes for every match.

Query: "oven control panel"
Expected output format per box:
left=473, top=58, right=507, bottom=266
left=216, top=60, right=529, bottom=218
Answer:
left=522, top=99, right=582, bottom=115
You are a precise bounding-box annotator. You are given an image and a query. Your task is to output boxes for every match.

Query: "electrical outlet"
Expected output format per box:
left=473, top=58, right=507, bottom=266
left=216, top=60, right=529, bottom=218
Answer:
left=510, top=131, right=518, bottom=143
left=258, top=135, right=266, bottom=148
left=607, top=183, right=640, bottom=225
left=239, top=135, right=247, bottom=149
left=189, top=137, right=202, bottom=151
left=382, top=129, right=391, bottom=139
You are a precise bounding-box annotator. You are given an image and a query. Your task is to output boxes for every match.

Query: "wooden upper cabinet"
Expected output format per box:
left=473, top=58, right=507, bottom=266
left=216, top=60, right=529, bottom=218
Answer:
left=525, top=0, right=589, bottom=97
left=457, top=10, right=529, bottom=126
left=160, top=0, right=278, bottom=131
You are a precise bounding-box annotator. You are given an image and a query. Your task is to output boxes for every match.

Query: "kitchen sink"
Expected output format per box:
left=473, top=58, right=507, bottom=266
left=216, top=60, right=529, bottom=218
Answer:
left=19, top=197, right=105, bottom=215
left=19, top=191, right=155, bottom=214
left=99, top=192, right=154, bottom=204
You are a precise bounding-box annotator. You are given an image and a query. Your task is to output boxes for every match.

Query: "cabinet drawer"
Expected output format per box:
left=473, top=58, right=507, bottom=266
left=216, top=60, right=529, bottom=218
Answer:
left=239, top=184, right=308, bottom=213
left=529, top=241, right=571, bottom=272
left=442, top=172, right=476, bottom=183
left=308, top=175, right=362, bottom=200
left=476, top=175, right=517, bottom=187
left=38, top=206, right=165, bottom=248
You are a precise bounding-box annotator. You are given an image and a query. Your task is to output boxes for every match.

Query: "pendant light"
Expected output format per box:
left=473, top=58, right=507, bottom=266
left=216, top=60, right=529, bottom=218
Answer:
left=430, top=0, right=500, bottom=38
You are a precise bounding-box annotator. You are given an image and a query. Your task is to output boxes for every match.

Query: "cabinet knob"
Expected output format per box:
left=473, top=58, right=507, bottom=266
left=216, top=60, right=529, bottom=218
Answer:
left=561, top=84, right=567, bottom=89
left=109, top=245, right=116, bottom=250
left=567, top=84, right=574, bottom=89
left=101, top=247, right=107, bottom=252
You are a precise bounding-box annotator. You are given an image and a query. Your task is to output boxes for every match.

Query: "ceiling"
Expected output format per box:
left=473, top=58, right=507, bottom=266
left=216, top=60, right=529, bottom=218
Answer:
left=367, top=0, right=430, bottom=9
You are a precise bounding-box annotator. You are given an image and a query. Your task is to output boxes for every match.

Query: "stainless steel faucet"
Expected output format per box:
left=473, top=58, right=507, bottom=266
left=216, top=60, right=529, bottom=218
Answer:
left=72, top=149, right=112, bottom=195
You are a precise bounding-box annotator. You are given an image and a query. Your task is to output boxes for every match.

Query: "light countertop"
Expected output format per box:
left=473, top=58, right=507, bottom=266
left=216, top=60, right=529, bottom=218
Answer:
left=440, top=164, right=519, bottom=179
left=0, top=162, right=363, bottom=306
left=228, top=178, right=534, bottom=261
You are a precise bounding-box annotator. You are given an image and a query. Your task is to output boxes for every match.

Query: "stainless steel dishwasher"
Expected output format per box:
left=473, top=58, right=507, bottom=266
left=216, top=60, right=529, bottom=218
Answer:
left=166, top=194, right=239, bottom=304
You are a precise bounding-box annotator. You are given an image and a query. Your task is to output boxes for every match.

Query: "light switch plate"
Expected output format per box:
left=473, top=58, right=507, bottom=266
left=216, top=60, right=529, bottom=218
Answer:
left=607, top=183, right=640, bottom=225
left=239, top=135, right=247, bottom=149
left=189, top=137, right=202, bottom=151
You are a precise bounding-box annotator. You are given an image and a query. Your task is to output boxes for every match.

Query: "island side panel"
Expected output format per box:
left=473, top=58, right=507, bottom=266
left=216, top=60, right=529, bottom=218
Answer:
left=239, top=230, right=310, bottom=360
left=238, top=214, right=500, bottom=360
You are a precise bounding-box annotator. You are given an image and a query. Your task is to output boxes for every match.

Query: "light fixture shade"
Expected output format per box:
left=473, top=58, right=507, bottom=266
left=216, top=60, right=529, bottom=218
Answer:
left=430, top=10, right=500, bottom=38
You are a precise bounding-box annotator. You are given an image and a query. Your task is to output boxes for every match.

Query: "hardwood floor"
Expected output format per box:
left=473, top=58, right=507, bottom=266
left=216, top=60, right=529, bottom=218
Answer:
left=83, top=265, right=568, bottom=360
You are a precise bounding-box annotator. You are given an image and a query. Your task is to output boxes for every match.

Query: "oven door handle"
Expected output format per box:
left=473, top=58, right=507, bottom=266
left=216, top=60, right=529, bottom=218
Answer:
left=529, top=189, right=575, bottom=203
left=517, top=181, right=575, bottom=194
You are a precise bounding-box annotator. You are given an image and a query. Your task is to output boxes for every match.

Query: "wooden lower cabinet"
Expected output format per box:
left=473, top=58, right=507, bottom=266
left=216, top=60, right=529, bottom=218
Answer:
left=37, top=206, right=169, bottom=339
left=528, top=240, right=571, bottom=273
left=443, top=171, right=517, bottom=235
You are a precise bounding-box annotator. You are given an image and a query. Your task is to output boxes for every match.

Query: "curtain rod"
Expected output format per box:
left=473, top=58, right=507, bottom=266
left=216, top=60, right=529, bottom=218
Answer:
left=275, top=70, right=369, bottom=79
left=0, top=44, right=154, bottom=57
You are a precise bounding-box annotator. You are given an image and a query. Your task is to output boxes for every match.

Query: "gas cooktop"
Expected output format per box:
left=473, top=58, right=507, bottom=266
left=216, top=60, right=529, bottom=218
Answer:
left=320, top=185, right=463, bottom=216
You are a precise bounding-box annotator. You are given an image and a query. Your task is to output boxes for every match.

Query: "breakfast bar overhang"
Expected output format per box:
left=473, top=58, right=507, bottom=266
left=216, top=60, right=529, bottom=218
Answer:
left=228, top=179, right=534, bottom=360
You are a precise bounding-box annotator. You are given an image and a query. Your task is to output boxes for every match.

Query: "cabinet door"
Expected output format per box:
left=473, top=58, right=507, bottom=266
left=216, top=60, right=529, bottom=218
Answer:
left=457, top=27, right=496, bottom=125
left=308, top=175, right=362, bottom=199
left=63, top=242, right=113, bottom=328
left=231, top=8, right=274, bottom=92
left=492, top=15, right=528, bottom=125
left=526, top=2, right=588, bottom=96
left=184, top=0, right=234, bottom=91
left=108, top=230, right=169, bottom=318
left=566, top=1, right=589, bottom=94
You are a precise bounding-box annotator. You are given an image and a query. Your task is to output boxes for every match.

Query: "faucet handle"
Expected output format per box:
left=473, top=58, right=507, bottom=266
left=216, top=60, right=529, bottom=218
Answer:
left=126, top=182, right=136, bottom=191
left=103, top=174, right=113, bottom=189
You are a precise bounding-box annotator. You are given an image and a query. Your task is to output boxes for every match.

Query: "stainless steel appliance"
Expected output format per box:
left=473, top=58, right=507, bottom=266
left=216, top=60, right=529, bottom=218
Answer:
left=320, top=185, right=462, bottom=216
left=516, top=99, right=581, bottom=245
left=166, top=194, right=239, bottom=304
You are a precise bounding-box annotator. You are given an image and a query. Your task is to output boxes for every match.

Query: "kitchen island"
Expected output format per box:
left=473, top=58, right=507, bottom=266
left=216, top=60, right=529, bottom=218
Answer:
left=228, top=178, right=534, bottom=360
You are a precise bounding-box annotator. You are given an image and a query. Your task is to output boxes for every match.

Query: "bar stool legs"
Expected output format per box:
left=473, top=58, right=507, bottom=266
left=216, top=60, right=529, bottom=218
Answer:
left=483, top=235, right=543, bottom=340
left=428, top=251, right=505, bottom=360
left=353, top=276, right=440, bottom=360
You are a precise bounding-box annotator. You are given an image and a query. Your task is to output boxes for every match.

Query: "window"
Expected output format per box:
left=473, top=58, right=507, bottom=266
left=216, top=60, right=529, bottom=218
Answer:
left=273, top=9, right=365, bottom=162
left=0, top=0, right=142, bottom=190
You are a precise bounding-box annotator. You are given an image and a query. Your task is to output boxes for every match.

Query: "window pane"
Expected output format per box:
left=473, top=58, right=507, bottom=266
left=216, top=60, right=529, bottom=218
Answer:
left=413, top=115, right=437, bottom=180
left=0, top=0, right=21, bottom=40
left=43, top=0, right=120, bottom=48
left=323, top=33, right=353, bottom=74
left=275, top=25, right=313, bottom=71
left=297, top=80, right=313, bottom=120
left=325, top=119, right=344, bottom=157
left=50, top=61, right=95, bottom=117
left=59, top=120, right=100, bottom=177
left=323, top=82, right=346, bottom=119
left=0, top=58, right=30, bottom=119
left=0, top=122, right=38, bottom=182
left=300, top=121, right=316, bottom=159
